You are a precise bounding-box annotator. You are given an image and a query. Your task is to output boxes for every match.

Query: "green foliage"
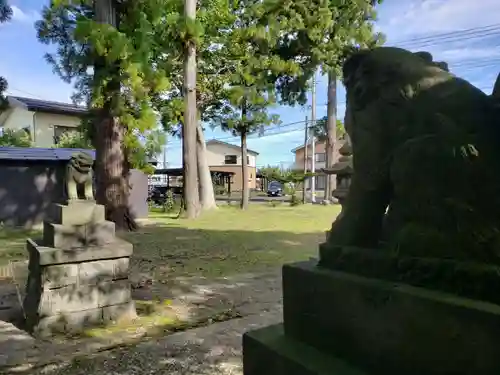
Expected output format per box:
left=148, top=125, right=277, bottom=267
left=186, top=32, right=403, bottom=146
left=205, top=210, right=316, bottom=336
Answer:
left=253, top=0, right=385, bottom=105
left=258, top=166, right=282, bottom=181
left=162, top=189, right=176, bottom=213
left=267, top=168, right=314, bottom=206
left=36, top=0, right=170, bottom=168
left=55, top=131, right=93, bottom=149
left=127, top=129, right=167, bottom=174
left=0, top=129, right=32, bottom=147
left=313, top=117, right=346, bottom=140
left=153, top=0, right=242, bottom=136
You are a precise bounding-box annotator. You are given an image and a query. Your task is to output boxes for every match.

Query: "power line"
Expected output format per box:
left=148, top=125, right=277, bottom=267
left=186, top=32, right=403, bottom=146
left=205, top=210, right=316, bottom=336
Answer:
left=399, top=31, right=500, bottom=50
left=390, top=23, right=500, bottom=45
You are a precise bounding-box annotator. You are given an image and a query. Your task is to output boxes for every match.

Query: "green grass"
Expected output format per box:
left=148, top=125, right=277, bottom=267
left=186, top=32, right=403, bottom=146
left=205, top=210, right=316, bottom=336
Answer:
left=0, top=227, right=39, bottom=266
left=0, top=205, right=339, bottom=276
left=129, top=204, right=338, bottom=278
left=0, top=204, right=339, bottom=347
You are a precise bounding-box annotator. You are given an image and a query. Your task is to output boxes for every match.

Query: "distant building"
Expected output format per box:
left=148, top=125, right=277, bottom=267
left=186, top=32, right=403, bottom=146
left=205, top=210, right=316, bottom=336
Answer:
left=291, top=140, right=342, bottom=191
left=206, top=139, right=259, bottom=191
left=0, top=96, right=87, bottom=148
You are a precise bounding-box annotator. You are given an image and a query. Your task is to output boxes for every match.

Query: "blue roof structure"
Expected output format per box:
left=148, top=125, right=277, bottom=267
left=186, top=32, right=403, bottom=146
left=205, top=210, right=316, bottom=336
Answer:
left=9, top=96, right=88, bottom=117
left=0, top=147, right=95, bottom=161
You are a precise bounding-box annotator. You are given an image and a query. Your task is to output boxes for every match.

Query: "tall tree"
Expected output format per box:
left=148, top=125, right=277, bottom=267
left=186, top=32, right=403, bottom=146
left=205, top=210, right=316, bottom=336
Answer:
left=92, top=0, right=131, bottom=228
left=182, top=0, right=200, bottom=218
left=216, top=88, right=279, bottom=209
left=37, top=0, right=170, bottom=230
left=251, top=0, right=384, bottom=201
left=209, top=0, right=297, bottom=209
left=0, top=0, right=12, bottom=109
left=153, top=0, right=236, bottom=212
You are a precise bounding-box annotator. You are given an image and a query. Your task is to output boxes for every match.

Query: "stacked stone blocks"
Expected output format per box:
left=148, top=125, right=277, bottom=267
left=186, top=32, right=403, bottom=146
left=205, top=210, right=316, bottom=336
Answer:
left=23, top=200, right=136, bottom=337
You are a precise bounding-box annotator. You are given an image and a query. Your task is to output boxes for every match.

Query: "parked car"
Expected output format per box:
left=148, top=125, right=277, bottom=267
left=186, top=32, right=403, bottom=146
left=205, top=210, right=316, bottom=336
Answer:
left=267, top=181, right=283, bottom=197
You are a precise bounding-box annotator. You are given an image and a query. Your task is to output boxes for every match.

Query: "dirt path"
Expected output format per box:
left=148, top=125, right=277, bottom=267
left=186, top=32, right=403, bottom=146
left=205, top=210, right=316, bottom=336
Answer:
left=0, top=269, right=283, bottom=373
left=26, top=310, right=282, bottom=375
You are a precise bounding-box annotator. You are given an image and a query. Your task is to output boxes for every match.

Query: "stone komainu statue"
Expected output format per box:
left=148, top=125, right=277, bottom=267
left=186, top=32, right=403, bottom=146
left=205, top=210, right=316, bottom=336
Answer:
left=325, top=47, right=500, bottom=265
left=66, top=151, right=95, bottom=201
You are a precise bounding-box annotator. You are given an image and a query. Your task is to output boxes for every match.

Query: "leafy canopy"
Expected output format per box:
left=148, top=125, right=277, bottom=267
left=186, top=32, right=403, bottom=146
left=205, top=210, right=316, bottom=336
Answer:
left=36, top=0, right=169, bottom=168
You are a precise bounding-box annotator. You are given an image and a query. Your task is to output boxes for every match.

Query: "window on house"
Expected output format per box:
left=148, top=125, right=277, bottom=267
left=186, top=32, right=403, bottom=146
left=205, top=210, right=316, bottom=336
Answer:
left=315, top=175, right=326, bottom=190
left=246, top=156, right=250, bottom=164
left=53, top=125, right=77, bottom=144
left=224, top=155, right=237, bottom=165
left=315, top=153, right=326, bottom=162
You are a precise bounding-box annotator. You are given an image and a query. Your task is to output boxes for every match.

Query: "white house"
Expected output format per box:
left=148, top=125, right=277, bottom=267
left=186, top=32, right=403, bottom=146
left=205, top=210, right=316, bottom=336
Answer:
left=0, top=96, right=87, bottom=147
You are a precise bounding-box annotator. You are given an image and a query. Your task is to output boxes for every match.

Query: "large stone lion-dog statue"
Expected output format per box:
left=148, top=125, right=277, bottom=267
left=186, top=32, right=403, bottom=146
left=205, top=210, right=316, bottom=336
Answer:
left=324, top=46, right=500, bottom=265
left=66, top=151, right=95, bottom=201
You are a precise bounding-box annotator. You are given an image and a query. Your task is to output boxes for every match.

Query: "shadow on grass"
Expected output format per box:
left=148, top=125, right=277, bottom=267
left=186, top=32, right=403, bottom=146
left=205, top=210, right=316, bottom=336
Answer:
left=122, top=222, right=324, bottom=279
left=0, top=222, right=325, bottom=373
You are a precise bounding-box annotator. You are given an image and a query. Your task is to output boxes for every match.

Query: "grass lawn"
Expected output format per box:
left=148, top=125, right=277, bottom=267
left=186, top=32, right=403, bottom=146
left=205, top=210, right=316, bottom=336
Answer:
left=128, top=204, right=339, bottom=278
left=0, top=204, right=339, bottom=277
left=0, top=204, right=340, bottom=354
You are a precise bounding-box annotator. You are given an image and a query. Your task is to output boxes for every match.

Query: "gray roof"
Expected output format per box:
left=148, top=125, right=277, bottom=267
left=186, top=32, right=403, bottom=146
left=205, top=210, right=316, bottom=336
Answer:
left=0, top=147, right=95, bottom=161
left=8, top=96, right=88, bottom=117
left=206, top=139, right=259, bottom=155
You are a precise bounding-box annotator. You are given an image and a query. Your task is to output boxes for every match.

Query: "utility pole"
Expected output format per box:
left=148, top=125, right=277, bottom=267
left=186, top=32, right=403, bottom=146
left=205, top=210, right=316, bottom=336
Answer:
left=311, top=72, right=317, bottom=203
left=303, top=116, right=308, bottom=204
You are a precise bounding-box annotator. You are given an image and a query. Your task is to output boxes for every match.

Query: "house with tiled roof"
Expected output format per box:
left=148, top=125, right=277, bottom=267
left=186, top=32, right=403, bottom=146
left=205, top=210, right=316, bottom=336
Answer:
left=0, top=96, right=88, bottom=147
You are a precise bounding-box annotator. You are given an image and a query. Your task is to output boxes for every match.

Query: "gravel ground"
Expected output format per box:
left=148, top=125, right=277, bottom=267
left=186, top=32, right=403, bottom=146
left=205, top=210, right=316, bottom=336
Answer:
left=32, top=310, right=282, bottom=375
left=0, top=270, right=284, bottom=374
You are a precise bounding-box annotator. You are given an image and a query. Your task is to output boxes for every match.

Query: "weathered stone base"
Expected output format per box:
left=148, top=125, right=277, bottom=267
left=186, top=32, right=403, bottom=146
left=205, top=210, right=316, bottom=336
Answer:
left=24, top=238, right=137, bottom=337
left=318, top=244, right=500, bottom=305
left=32, top=301, right=137, bottom=337
left=243, top=324, right=366, bottom=375
left=243, top=260, right=500, bottom=375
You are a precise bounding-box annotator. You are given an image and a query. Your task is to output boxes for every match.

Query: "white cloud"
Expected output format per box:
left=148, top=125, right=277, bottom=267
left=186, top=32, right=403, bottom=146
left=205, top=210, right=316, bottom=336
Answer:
left=10, top=5, right=39, bottom=24
left=377, top=0, right=500, bottom=38
left=373, top=0, right=500, bottom=92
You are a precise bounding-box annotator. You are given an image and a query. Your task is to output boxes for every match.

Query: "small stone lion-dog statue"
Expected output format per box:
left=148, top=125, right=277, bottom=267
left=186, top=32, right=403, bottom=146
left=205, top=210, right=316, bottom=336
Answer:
left=324, top=46, right=500, bottom=265
left=66, top=151, right=95, bottom=201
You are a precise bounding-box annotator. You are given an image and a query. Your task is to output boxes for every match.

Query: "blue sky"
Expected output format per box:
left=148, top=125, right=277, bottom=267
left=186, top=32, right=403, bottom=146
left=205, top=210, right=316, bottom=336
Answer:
left=1, top=0, right=500, bottom=168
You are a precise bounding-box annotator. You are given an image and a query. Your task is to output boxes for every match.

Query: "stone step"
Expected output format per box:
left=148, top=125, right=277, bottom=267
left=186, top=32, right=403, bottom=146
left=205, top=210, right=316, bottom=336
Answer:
left=43, top=221, right=115, bottom=250
left=49, top=201, right=105, bottom=226
left=243, top=324, right=368, bottom=375
left=282, top=261, right=500, bottom=375
left=27, top=238, right=133, bottom=265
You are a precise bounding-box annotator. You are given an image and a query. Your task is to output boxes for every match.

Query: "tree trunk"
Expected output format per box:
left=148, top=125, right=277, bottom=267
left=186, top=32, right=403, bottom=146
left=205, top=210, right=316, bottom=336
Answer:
left=93, top=0, right=136, bottom=231
left=181, top=0, right=200, bottom=218
left=197, top=123, right=217, bottom=210
left=325, top=71, right=337, bottom=202
left=240, top=130, right=249, bottom=210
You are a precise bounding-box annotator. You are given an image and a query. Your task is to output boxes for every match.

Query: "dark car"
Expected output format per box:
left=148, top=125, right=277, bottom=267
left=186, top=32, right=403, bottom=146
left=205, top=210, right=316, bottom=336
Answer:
left=267, top=181, right=283, bottom=197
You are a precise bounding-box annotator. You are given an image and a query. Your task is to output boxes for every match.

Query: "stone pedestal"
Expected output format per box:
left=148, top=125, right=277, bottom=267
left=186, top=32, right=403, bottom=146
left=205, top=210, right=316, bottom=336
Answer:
left=243, top=257, right=500, bottom=375
left=23, top=200, right=137, bottom=337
